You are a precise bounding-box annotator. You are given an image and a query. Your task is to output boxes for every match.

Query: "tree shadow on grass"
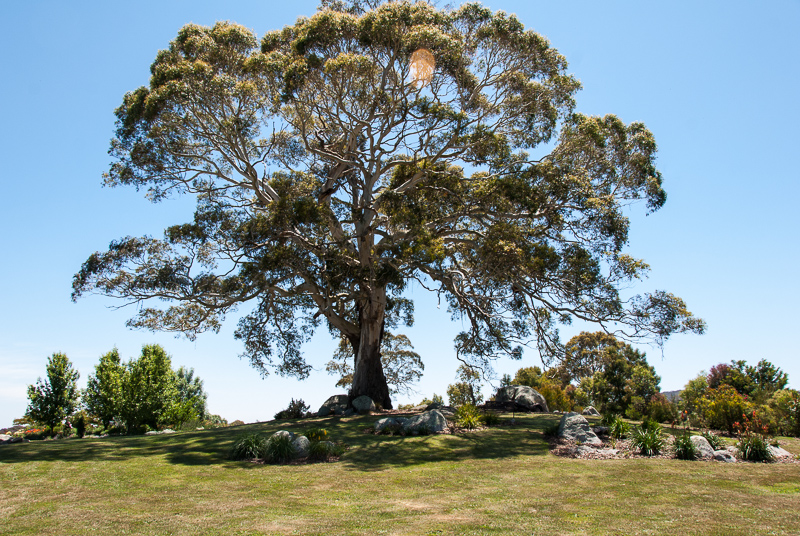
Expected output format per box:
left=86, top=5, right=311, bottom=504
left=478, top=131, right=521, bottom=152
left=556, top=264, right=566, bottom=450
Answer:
left=0, top=413, right=560, bottom=470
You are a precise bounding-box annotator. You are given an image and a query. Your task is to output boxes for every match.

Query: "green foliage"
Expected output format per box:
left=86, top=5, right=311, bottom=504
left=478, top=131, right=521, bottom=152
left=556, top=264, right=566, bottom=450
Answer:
left=511, top=367, right=544, bottom=389
left=308, top=440, right=346, bottom=461
left=304, top=428, right=329, bottom=442
left=700, top=430, right=725, bottom=451
left=274, top=398, right=310, bottom=420
left=419, top=393, right=444, bottom=407
left=737, top=434, right=773, bottom=462
left=161, top=397, right=200, bottom=430
left=680, top=374, right=708, bottom=415
left=72, top=411, right=87, bottom=438
left=175, top=366, right=208, bottom=419
left=228, top=432, right=269, bottom=460
left=768, top=389, right=800, bottom=437
left=25, top=353, right=80, bottom=432
left=447, top=365, right=483, bottom=407
left=118, top=344, right=178, bottom=432
left=83, top=348, right=125, bottom=428
left=609, top=416, right=630, bottom=439
left=264, top=434, right=295, bottom=464
left=631, top=426, right=665, bottom=456
left=586, top=339, right=661, bottom=417
left=562, top=331, right=622, bottom=383
left=708, top=359, right=788, bottom=404
left=455, top=404, right=482, bottom=430
left=673, top=432, right=698, bottom=461
left=480, top=411, right=501, bottom=426
left=639, top=417, right=661, bottom=434
left=543, top=422, right=560, bottom=438
left=698, top=384, right=751, bottom=434
left=73, top=1, right=704, bottom=410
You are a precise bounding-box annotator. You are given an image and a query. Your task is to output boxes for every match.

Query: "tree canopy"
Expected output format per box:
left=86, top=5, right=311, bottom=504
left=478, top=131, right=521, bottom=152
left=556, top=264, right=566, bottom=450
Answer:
left=26, top=353, right=80, bottom=432
left=73, top=1, right=704, bottom=408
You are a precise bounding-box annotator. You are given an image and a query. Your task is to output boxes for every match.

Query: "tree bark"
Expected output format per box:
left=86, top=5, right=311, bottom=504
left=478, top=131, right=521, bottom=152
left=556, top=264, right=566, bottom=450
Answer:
left=349, top=288, right=393, bottom=409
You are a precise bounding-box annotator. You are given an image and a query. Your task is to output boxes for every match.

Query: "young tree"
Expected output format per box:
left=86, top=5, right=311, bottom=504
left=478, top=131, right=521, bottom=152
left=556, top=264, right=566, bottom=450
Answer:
left=447, top=364, right=483, bottom=406
left=175, top=366, right=208, bottom=419
left=26, top=353, right=80, bottom=432
left=119, top=344, right=178, bottom=431
left=83, top=348, right=126, bottom=428
left=72, top=1, right=704, bottom=409
left=587, top=343, right=661, bottom=416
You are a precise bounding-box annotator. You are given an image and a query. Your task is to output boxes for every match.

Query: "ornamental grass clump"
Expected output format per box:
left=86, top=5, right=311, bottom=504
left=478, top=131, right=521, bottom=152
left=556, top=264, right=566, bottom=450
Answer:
left=264, top=433, right=295, bottom=464
left=480, top=411, right=501, bottom=426
left=228, top=432, right=268, bottom=461
left=609, top=416, right=630, bottom=439
left=673, top=432, right=698, bottom=460
left=735, top=411, right=774, bottom=462
left=455, top=404, right=482, bottom=430
left=631, top=423, right=665, bottom=456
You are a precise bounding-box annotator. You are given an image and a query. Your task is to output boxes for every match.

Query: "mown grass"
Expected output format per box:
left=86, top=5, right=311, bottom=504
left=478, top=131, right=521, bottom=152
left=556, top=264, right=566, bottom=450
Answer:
left=1, top=413, right=799, bottom=535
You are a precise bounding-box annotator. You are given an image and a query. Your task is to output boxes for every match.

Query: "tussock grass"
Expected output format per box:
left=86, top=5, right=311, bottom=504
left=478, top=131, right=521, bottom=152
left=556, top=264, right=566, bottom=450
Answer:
left=1, top=414, right=799, bottom=535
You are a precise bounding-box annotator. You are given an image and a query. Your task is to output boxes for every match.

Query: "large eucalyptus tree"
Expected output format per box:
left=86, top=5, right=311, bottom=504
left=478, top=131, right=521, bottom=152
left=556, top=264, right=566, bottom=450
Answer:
left=73, top=1, right=704, bottom=408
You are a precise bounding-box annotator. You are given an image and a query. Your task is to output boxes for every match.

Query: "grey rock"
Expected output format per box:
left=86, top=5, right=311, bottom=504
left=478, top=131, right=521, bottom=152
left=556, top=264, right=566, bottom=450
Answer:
left=403, top=410, right=448, bottom=433
left=425, top=402, right=443, bottom=411
left=438, top=406, right=456, bottom=418
left=272, top=430, right=296, bottom=441
left=558, top=412, right=602, bottom=446
left=352, top=396, right=376, bottom=413
left=768, top=445, right=793, bottom=459
left=582, top=406, right=601, bottom=417
left=343, top=408, right=355, bottom=417
left=375, top=417, right=407, bottom=433
left=292, top=435, right=310, bottom=457
left=494, top=385, right=549, bottom=412
left=690, top=436, right=715, bottom=459
left=334, top=407, right=345, bottom=416
left=0, top=434, right=11, bottom=442
left=318, top=394, right=349, bottom=416
left=713, top=450, right=737, bottom=463
left=592, top=426, right=610, bottom=436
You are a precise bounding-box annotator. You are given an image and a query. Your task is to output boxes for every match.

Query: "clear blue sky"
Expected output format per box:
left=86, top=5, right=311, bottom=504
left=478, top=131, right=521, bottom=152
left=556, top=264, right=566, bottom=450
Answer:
left=1, top=1, right=798, bottom=427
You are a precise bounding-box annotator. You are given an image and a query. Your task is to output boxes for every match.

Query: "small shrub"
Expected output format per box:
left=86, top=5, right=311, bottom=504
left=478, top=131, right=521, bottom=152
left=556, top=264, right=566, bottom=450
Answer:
left=700, top=430, right=724, bottom=450
left=735, top=411, right=774, bottom=462
left=738, top=434, right=773, bottom=462
left=673, top=432, right=698, bottom=460
left=609, top=416, right=630, bottom=439
left=264, top=434, right=295, bottom=464
left=480, top=411, right=501, bottom=426
left=455, top=404, right=482, bottom=430
left=631, top=426, right=665, bottom=456
left=543, top=422, right=560, bottom=438
left=308, top=440, right=347, bottom=461
left=274, top=398, right=310, bottom=420
left=639, top=417, right=662, bottom=434
left=699, top=384, right=751, bottom=434
left=601, top=413, right=616, bottom=426
left=228, top=432, right=268, bottom=461
left=73, top=412, right=87, bottom=438
left=304, top=427, right=329, bottom=442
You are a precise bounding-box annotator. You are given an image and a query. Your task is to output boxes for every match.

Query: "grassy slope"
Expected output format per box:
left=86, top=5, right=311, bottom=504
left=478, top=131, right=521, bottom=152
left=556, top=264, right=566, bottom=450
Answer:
left=1, top=414, right=799, bottom=536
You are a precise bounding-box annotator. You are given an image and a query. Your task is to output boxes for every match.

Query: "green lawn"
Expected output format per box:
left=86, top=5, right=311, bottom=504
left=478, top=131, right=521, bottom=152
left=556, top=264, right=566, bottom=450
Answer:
left=1, top=414, right=799, bottom=535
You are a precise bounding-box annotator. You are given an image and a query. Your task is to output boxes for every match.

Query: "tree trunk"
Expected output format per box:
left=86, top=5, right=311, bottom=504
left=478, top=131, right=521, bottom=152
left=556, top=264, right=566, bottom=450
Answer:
left=349, top=289, right=393, bottom=409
